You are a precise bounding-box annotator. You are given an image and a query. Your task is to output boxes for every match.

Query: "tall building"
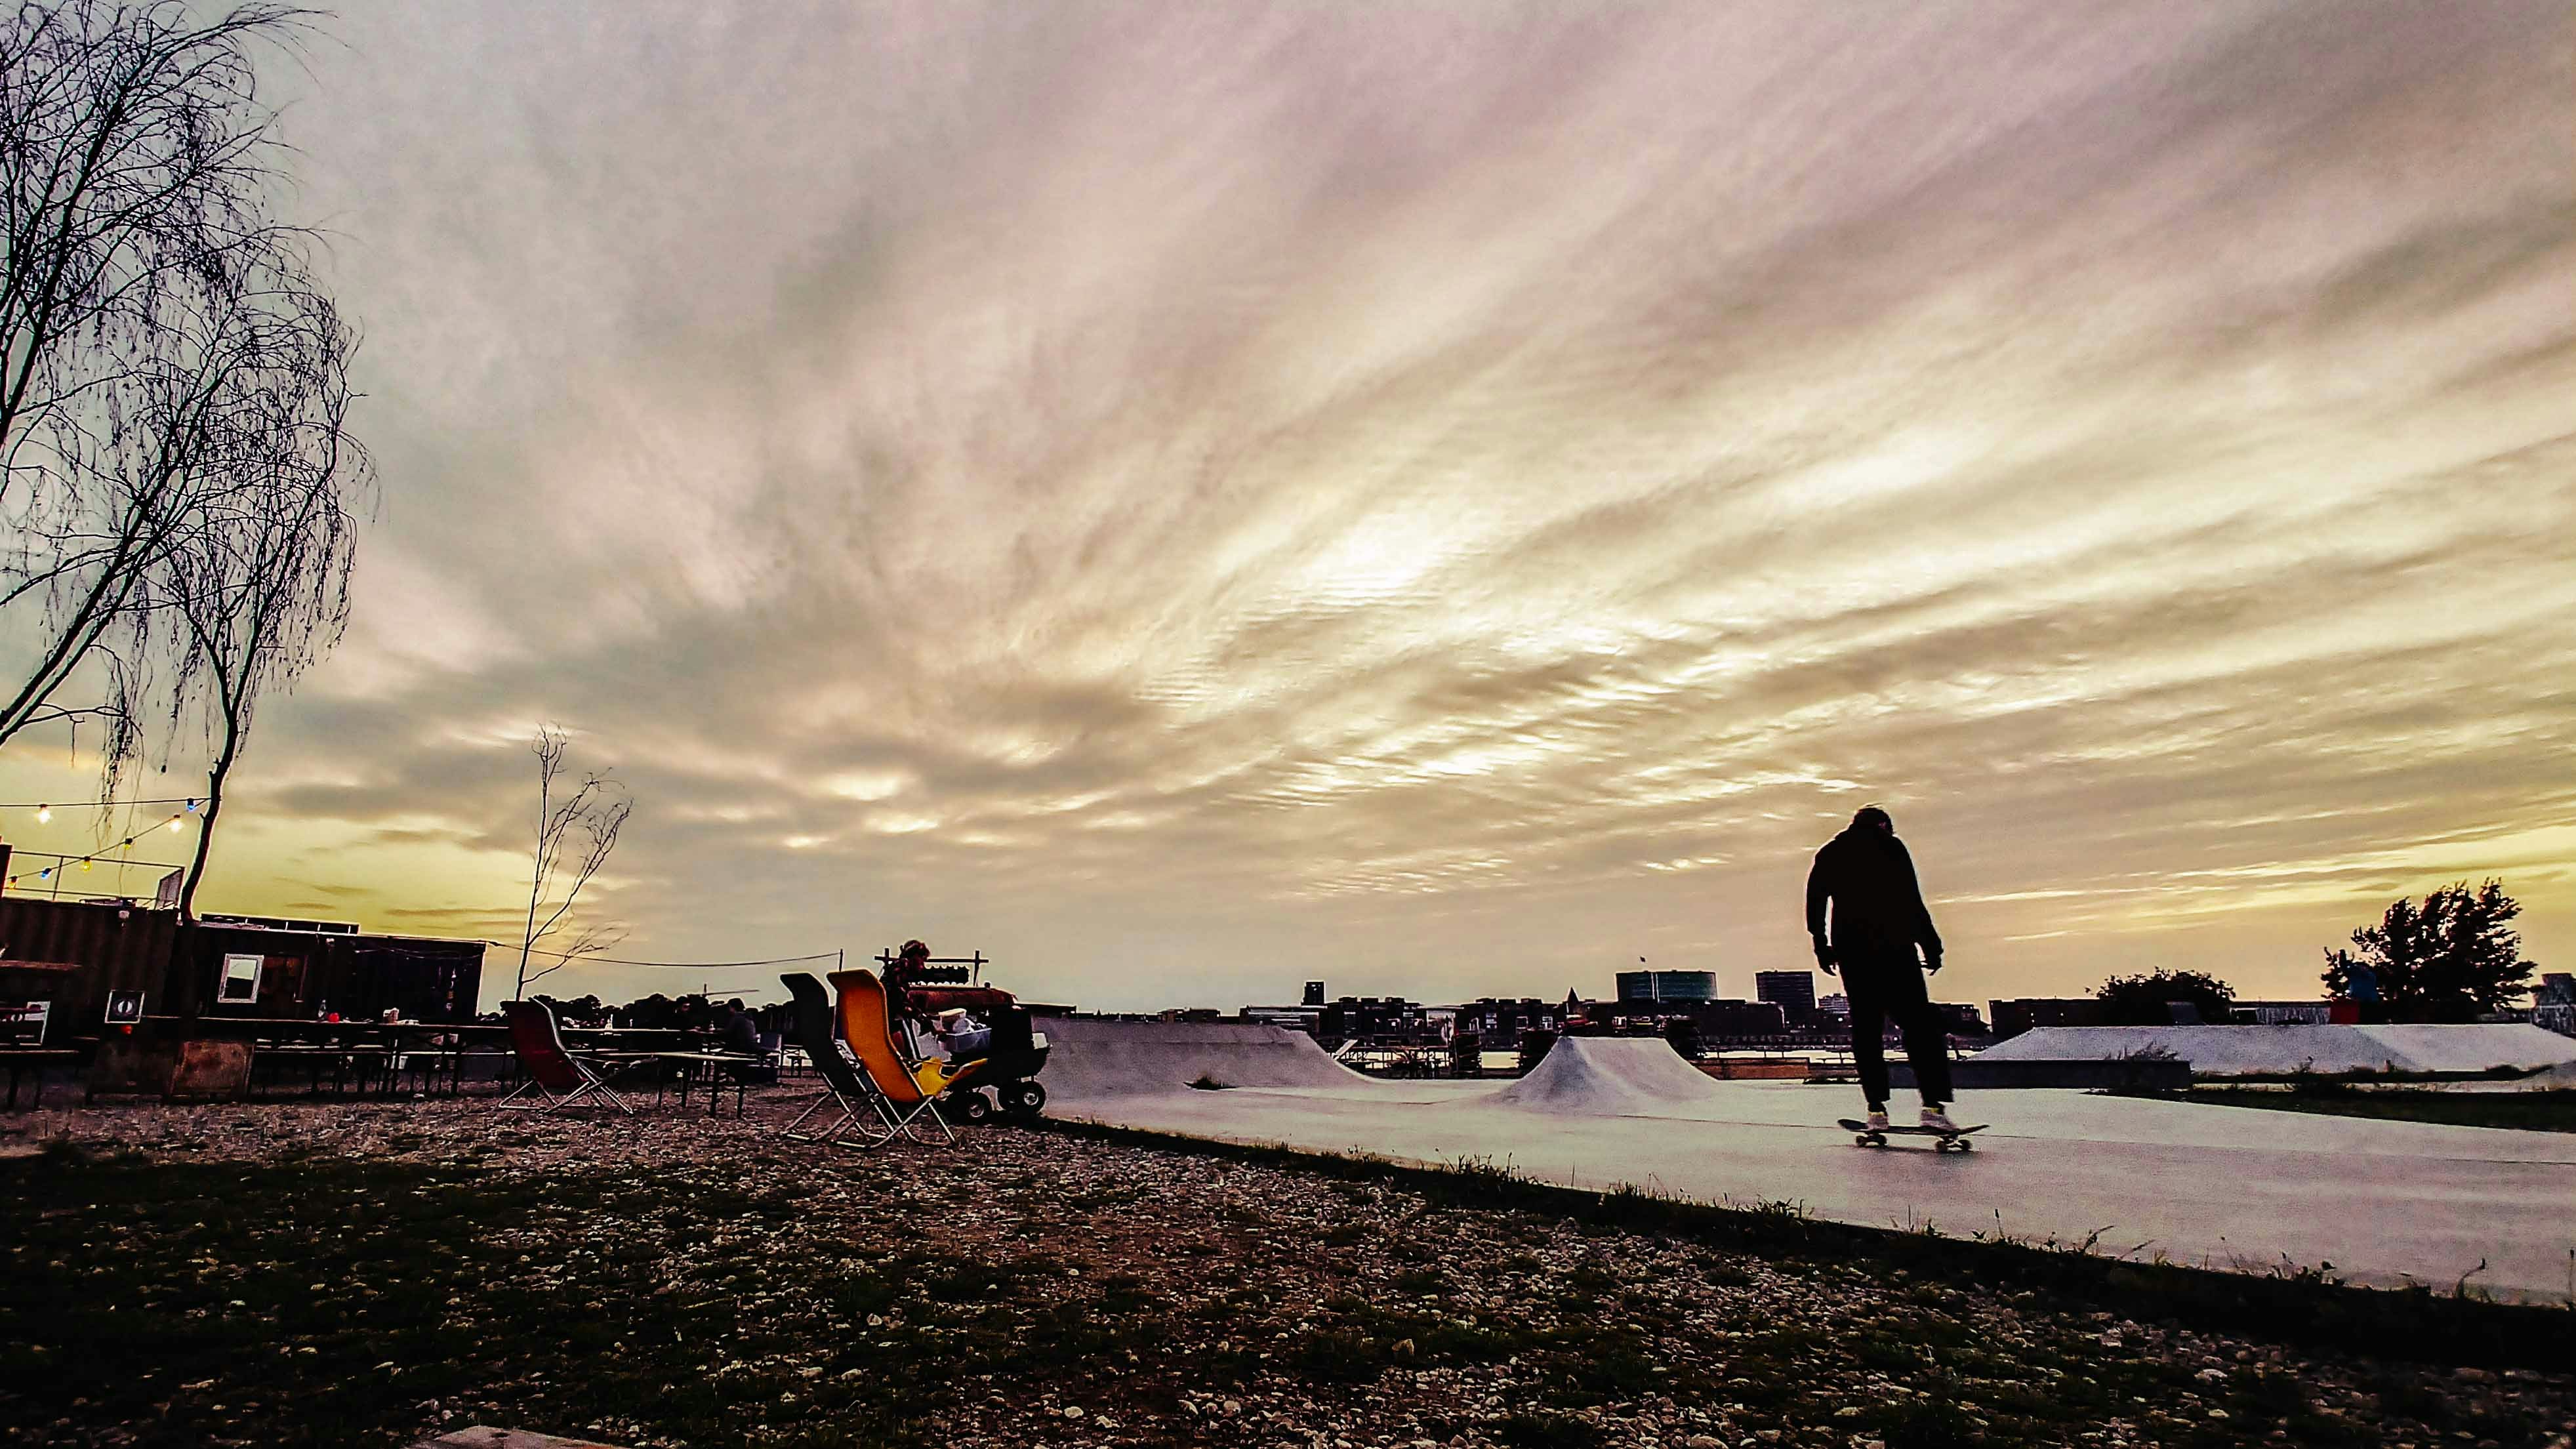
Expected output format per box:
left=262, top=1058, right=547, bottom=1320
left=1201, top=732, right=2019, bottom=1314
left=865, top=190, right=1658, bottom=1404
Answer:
left=1616, top=969, right=1715, bottom=1003
left=1753, top=970, right=1816, bottom=1014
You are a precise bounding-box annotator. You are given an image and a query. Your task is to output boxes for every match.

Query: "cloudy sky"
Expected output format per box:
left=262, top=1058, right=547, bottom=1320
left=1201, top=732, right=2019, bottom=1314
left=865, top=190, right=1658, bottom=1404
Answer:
left=3, top=1, right=2570, bottom=1014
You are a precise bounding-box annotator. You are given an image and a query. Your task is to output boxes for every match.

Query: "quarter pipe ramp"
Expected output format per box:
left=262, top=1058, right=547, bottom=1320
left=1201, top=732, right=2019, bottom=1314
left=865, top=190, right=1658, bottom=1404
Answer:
left=1036, top=1017, right=1386, bottom=1100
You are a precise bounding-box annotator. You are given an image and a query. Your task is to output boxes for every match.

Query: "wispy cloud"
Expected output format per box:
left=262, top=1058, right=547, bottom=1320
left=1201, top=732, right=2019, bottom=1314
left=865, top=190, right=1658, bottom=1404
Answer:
left=3, top=1, right=2565, bottom=1011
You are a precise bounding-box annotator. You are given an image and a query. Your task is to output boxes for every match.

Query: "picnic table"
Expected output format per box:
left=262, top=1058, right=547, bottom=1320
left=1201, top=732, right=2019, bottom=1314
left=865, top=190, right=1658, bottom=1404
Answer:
left=613, top=1049, right=767, bottom=1116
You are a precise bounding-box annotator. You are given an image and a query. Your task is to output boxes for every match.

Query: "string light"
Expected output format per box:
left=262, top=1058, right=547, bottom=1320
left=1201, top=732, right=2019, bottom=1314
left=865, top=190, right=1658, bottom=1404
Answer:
left=33, top=804, right=49, bottom=823
left=3, top=795, right=202, bottom=812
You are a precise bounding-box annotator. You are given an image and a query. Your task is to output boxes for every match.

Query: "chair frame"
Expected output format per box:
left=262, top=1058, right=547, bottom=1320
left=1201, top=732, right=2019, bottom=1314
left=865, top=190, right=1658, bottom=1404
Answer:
left=776, top=972, right=899, bottom=1148
left=497, top=999, right=634, bottom=1115
left=829, top=968, right=986, bottom=1145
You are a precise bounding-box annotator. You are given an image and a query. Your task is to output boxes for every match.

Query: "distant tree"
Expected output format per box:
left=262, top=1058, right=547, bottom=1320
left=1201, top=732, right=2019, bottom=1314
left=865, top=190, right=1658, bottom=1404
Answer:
left=2324, top=880, right=2535, bottom=1023
left=2096, top=969, right=2236, bottom=1026
left=512, top=725, right=632, bottom=998
left=614, top=992, right=676, bottom=1029
left=531, top=992, right=607, bottom=1029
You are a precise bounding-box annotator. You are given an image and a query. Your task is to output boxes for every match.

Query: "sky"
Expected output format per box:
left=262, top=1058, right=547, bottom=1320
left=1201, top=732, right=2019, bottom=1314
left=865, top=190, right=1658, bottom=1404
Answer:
left=1, top=1, right=2570, bottom=1015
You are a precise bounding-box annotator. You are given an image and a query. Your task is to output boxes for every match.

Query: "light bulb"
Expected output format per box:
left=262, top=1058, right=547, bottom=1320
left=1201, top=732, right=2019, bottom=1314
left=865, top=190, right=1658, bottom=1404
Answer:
left=33, top=805, right=49, bottom=824
left=80, top=859, right=92, bottom=872
left=186, top=798, right=200, bottom=813
left=168, top=815, right=184, bottom=833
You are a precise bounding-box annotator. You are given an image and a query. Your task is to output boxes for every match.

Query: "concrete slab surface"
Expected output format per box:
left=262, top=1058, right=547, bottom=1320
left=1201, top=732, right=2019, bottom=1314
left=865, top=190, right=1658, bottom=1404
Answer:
left=1978, top=1023, right=2576, bottom=1075
left=1042, top=1020, right=2576, bottom=1301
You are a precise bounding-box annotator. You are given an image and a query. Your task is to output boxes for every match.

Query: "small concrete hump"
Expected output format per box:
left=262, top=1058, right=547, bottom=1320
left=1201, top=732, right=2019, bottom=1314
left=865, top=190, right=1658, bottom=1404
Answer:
left=1489, top=1035, right=1721, bottom=1114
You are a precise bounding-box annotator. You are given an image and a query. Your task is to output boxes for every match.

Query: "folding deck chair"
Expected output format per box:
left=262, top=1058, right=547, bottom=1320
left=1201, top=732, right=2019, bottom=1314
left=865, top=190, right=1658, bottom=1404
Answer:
left=497, top=999, right=635, bottom=1114
left=828, top=968, right=987, bottom=1145
left=776, top=972, right=898, bottom=1147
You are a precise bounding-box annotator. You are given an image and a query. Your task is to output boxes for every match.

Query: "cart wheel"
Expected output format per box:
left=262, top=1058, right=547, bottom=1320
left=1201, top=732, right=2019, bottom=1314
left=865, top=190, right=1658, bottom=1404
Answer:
left=956, top=1090, right=994, bottom=1125
left=1006, top=1080, right=1048, bottom=1117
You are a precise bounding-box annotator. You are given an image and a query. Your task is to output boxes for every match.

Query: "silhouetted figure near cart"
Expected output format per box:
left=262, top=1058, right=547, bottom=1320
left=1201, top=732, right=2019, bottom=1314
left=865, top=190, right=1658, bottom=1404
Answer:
left=884, top=939, right=935, bottom=1035
left=1806, top=805, right=1960, bottom=1135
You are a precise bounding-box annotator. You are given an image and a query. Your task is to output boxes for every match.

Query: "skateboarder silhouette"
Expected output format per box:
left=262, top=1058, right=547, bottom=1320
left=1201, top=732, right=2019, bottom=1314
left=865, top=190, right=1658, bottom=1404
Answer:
left=1806, top=805, right=1961, bottom=1137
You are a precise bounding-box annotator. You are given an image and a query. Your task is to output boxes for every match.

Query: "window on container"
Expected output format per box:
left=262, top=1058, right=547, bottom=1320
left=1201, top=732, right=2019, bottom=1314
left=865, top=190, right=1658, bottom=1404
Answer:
left=218, top=954, right=262, bottom=1004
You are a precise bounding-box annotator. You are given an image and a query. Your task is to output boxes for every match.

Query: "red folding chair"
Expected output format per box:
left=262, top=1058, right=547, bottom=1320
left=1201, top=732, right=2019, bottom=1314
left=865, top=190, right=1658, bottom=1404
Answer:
left=498, top=1000, right=634, bottom=1114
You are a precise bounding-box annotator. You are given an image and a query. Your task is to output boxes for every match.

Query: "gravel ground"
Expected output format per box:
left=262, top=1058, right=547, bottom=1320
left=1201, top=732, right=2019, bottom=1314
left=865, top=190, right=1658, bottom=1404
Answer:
left=3, top=1094, right=2572, bottom=1449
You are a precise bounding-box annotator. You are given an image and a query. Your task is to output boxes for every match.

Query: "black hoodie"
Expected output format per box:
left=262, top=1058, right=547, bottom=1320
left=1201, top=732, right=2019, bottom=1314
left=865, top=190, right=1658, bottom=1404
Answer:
left=1805, top=825, right=1942, bottom=965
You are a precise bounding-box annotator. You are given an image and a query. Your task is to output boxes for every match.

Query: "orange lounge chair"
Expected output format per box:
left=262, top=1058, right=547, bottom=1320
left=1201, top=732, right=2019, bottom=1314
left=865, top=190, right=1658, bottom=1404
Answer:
left=776, top=972, right=897, bottom=1148
left=828, top=967, right=985, bottom=1145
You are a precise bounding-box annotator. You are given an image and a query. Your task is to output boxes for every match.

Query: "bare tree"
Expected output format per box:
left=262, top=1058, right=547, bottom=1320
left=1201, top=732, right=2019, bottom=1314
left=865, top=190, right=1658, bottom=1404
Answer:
left=515, top=725, right=634, bottom=999
left=162, top=289, right=368, bottom=920
left=0, top=1, right=335, bottom=790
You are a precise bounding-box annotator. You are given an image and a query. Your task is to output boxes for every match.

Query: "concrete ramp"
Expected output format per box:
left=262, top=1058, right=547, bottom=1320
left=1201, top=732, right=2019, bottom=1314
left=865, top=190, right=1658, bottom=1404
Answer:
left=1977, top=1023, right=2576, bottom=1076
left=1489, top=1036, right=1721, bottom=1114
left=1037, top=1017, right=1383, bottom=1101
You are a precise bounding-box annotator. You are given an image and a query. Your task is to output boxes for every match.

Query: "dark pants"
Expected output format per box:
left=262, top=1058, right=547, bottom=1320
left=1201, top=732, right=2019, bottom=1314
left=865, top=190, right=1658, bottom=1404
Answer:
left=1845, top=956, right=1952, bottom=1108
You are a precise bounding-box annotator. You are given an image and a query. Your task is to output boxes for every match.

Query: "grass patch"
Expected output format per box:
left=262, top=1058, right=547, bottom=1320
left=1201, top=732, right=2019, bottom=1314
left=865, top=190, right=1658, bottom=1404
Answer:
left=0, top=1151, right=1187, bottom=1448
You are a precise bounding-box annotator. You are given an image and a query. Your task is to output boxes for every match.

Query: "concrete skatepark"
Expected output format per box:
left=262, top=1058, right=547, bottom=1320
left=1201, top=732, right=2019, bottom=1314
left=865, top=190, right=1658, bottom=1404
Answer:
left=1979, top=1023, right=2576, bottom=1076
left=1036, top=1018, right=2576, bottom=1301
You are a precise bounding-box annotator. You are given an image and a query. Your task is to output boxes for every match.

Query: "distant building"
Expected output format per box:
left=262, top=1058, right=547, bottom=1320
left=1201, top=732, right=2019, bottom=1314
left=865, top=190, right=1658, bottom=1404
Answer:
left=2230, top=1000, right=2335, bottom=1025
left=2537, top=974, right=2576, bottom=1038
left=1988, top=997, right=2112, bottom=1041
left=1753, top=971, right=1816, bottom=1015
left=1240, top=1004, right=1322, bottom=1034
left=1616, top=969, right=1715, bottom=1003
left=1936, top=1001, right=1988, bottom=1035
left=1692, top=998, right=1789, bottom=1038
left=1817, top=992, right=1851, bottom=1019
left=1317, top=995, right=1439, bottom=1048
left=1450, top=997, right=1564, bottom=1050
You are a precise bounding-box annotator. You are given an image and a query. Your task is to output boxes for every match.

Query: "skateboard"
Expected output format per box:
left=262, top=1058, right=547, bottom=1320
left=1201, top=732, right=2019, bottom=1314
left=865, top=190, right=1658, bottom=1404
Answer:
left=1839, top=1118, right=1986, bottom=1152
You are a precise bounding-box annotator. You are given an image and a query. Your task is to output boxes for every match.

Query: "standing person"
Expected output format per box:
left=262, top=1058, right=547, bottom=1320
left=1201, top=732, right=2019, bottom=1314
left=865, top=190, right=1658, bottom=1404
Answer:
left=884, top=940, right=934, bottom=1034
left=1805, top=805, right=1960, bottom=1134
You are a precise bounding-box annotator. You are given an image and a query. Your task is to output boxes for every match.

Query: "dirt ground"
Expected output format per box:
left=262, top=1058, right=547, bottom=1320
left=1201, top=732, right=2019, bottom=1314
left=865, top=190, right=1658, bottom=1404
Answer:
left=2, top=1094, right=2571, bottom=1449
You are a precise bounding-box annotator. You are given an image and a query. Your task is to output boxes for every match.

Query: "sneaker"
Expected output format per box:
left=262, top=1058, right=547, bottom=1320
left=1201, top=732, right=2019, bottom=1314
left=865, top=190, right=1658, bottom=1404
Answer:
left=1864, top=1109, right=1891, bottom=1132
left=1919, top=1107, right=1960, bottom=1134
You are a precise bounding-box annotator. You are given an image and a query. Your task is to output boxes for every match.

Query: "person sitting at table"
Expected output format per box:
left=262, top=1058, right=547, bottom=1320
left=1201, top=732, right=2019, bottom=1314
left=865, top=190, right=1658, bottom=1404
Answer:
left=716, top=1000, right=777, bottom=1084
left=718, top=1000, right=764, bottom=1055
left=933, top=1007, right=991, bottom=1065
